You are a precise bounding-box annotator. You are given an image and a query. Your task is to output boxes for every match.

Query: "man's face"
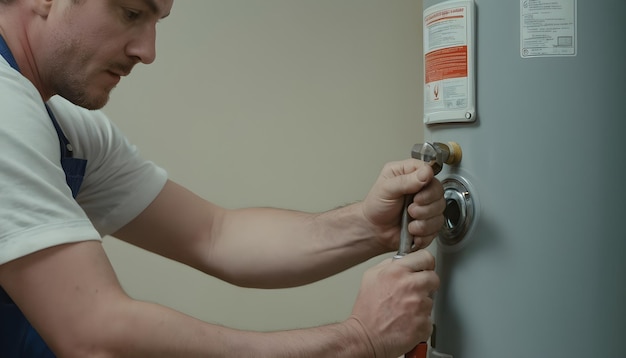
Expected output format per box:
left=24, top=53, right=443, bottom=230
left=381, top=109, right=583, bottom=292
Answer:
left=38, top=0, right=173, bottom=109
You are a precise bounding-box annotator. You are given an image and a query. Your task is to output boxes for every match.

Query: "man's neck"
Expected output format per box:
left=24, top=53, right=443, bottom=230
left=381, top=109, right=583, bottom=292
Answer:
left=0, top=12, right=51, bottom=101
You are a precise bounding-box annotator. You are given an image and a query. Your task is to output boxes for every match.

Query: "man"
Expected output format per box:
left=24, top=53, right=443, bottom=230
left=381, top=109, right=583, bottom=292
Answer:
left=0, top=0, right=444, bottom=357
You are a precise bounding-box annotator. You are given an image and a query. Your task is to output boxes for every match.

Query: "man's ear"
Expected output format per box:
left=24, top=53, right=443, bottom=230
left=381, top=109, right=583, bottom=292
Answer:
left=32, top=0, right=53, bottom=18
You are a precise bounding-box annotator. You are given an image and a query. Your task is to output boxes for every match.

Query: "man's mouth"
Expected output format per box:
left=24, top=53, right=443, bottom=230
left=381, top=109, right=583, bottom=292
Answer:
left=104, top=70, right=122, bottom=86
left=108, top=63, right=134, bottom=77
left=108, top=69, right=130, bottom=77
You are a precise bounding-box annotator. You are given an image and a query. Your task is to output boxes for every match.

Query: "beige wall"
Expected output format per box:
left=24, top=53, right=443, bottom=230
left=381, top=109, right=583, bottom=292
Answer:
left=102, top=0, right=424, bottom=331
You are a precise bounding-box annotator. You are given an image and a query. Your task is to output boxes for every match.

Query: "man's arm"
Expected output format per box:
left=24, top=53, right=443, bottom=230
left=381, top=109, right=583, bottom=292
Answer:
left=113, top=159, right=444, bottom=288
left=113, top=180, right=384, bottom=288
left=0, top=239, right=437, bottom=358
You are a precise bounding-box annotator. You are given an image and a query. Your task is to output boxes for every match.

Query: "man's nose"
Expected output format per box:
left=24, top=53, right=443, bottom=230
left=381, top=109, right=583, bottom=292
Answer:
left=126, top=26, right=157, bottom=65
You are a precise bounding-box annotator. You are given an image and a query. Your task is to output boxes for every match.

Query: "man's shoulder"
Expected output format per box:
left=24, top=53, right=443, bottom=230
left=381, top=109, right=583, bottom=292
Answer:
left=0, top=58, right=43, bottom=109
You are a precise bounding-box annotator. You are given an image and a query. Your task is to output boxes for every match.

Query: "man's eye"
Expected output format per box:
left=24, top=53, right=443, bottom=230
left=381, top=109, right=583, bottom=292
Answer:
left=124, top=9, right=141, bottom=21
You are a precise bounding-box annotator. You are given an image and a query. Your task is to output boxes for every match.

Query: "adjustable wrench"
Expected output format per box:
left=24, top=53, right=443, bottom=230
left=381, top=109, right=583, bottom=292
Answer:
left=393, top=142, right=462, bottom=358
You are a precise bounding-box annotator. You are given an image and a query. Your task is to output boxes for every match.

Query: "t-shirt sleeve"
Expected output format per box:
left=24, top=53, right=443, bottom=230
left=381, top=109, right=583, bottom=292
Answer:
left=47, top=98, right=168, bottom=237
left=0, top=66, right=101, bottom=266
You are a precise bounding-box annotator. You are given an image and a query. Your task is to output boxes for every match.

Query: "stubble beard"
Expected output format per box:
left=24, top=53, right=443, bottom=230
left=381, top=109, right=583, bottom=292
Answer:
left=52, top=66, right=112, bottom=110
left=46, top=39, right=112, bottom=110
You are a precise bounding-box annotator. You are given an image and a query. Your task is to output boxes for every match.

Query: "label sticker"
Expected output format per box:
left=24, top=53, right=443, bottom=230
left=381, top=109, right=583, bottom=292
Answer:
left=521, top=0, right=577, bottom=58
left=423, top=1, right=475, bottom=124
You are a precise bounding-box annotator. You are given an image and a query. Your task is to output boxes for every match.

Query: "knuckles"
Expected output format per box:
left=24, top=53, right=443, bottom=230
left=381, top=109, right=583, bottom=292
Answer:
left=409, top=216, right=444, bottom=238
left=413, top=180, right=444, bottom=205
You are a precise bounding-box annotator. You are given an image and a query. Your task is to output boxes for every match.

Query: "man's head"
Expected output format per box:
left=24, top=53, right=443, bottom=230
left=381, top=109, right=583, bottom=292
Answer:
left=3, top=0, right=172, bottom=109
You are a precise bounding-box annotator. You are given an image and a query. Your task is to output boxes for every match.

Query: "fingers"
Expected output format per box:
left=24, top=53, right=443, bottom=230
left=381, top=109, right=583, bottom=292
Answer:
left=406, top=179, right=445, bottom=244
left=411, top=178, right=445, bottom=208
left=396, top=251, right=440, bottom=301
left=352, top=251, right=439, bottom=356
left=411, top=233, right=438, bottom=251
left=363, top=158, right=444, bottom=252
left=380, top=159, right=435, bottom=198
left=393, top=249, right=436, bottom=272
left=387, top=251, right=440, bottom=346
left=409, top=215, right=444, bottom=240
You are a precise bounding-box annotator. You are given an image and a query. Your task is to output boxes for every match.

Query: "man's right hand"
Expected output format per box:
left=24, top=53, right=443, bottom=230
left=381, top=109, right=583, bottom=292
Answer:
left=348, top=250, right=439, bottom=358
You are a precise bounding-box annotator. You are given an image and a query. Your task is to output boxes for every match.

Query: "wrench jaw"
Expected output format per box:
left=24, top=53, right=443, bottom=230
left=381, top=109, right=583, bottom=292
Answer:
left=411, top=143, right=443, bottom=175
left=410, top=142, right=462, bottom=175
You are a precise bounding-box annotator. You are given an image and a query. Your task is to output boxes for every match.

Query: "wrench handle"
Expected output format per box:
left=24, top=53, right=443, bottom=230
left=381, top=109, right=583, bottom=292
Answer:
left=405, top=342, right=428, bottom=358
left=394, top=195, right=414, bottom=259
left=394, top=196, right=429, bottom=358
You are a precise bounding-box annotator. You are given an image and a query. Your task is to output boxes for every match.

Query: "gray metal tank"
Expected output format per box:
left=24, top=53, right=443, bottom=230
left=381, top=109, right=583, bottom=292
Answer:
left=422, top=0, right=626, bottom=357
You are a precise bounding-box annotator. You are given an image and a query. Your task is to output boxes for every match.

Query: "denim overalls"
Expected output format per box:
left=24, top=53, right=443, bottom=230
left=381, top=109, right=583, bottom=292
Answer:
left=1, top=35, right=88, bottom=358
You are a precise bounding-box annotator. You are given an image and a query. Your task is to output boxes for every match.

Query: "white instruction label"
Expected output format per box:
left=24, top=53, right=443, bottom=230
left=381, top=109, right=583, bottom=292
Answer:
left=423, top=1, right=475, bottom=123
left=521, top=0, right=577, bottom=58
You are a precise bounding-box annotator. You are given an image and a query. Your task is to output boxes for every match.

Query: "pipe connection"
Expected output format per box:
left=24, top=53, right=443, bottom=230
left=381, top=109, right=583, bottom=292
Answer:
left=411, top=142, right=462, bottom=175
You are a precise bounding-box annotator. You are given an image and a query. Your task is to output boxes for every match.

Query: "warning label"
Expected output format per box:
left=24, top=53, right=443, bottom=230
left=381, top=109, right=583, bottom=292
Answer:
left=425, top=46, right=468, bottom=84
left=424, top=5, right=470, bottom=112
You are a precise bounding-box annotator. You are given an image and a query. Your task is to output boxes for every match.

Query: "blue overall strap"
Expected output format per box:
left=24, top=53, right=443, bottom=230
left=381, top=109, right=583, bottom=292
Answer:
left=0, top=35, right=86, bottom=195
left=45, top=105, right=88, bottom=198
left=0, top=300, right=56, bottom=358
left=0, top=37, right=18, bottom=70
left=1, top=35, right=87, bottom=358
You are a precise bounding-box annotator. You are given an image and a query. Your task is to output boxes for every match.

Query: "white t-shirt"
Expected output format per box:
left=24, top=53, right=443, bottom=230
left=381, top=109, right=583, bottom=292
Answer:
left=0, top=56, right=168, bottom=265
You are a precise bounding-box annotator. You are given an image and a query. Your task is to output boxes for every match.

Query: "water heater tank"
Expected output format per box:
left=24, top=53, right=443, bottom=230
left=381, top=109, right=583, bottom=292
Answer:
left=422, top=0, right=626, bottom=357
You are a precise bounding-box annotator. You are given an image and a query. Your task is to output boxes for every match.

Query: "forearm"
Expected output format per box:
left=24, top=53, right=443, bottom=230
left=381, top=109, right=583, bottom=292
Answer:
left=77, top=298, right=373, bottom=358
left=0, top=239, right=375, bottom=358
left=206, top=202, right=390, bottom=288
